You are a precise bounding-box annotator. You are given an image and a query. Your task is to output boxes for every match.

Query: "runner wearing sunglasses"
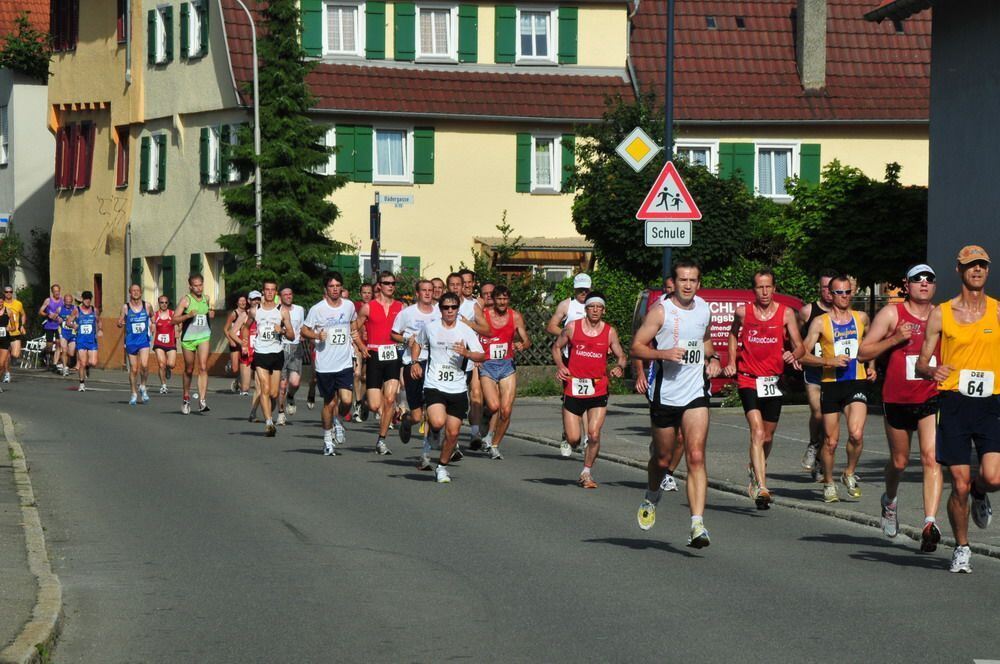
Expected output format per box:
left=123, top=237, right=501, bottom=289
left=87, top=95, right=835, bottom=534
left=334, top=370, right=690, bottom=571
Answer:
left=356, top=271, right=405, bottom=455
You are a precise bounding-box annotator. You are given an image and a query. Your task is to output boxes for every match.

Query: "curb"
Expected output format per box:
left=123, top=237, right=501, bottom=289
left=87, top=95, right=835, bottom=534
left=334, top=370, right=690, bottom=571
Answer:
left=508, top=428, right=1000, bottom=561
left=0, top=414, right=62, bottom=664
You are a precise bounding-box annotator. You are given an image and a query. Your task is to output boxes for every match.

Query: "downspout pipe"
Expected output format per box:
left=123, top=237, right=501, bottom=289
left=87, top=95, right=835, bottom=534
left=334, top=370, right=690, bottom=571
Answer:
left=626, top=0, right=641, bottom=99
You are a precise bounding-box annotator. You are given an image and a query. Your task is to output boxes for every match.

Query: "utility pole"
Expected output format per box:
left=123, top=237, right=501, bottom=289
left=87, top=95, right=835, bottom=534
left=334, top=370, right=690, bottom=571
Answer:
left=661, top=0, right=675, bottom=281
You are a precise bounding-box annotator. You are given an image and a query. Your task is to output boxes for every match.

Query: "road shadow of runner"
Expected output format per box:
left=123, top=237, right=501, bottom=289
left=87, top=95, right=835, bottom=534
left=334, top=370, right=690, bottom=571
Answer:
left=705, top=503, right=766, bottom=518
left=387, top=473, right=436, bottom=482
left=582, top=537, right=699, bottom=558
left=848, top=549, right=946, bottom=570
left=523, top=477, right=579, bottom=487
left=281, top=448, right=325, bottom=455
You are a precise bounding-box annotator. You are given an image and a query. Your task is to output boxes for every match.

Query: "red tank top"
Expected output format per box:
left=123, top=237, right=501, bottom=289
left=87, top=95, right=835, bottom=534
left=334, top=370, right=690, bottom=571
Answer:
left=736, top=303, right=787, bottom=390
left=365, top=298, right=403, bottom=348
left=481, top=308, right=516, bottom=361
left=883, top=302, right=939, bottom=404
left=153, top=310, right=176, bottom=347
left=564, top=319, right=611, bottom=398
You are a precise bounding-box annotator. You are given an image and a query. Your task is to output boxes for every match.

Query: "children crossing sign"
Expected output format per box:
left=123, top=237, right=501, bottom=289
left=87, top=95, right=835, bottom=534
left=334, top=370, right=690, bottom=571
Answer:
left=635, top=161, right=702, bottom=221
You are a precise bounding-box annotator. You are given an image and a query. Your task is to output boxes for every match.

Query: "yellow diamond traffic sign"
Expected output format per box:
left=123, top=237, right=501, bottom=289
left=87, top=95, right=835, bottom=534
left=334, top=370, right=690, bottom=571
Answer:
left=616, top=127, right=661, bottom=172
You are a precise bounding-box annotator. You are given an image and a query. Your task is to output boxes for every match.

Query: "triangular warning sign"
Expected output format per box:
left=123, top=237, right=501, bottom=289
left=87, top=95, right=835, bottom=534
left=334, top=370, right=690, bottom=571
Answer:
left=635, top=161, right=703, bottom=221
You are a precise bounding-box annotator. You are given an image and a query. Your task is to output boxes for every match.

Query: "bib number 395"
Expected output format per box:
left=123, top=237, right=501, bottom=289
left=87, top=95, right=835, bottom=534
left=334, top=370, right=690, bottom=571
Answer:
left=756, top=375, right=782, bottom=398
left=960, top=369, right=994, bottom=397
left=572, top=378, right=595, bottom=396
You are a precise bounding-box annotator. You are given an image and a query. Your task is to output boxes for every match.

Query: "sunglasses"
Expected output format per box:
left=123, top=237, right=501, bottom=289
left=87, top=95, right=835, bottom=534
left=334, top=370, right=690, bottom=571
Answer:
left=380, top=281, right=396, bottom=286
left=440, top=304, right=459, bottom=310
left=831, top=289, right=852, bottom=295
left=908, top=274, right=935, bottom=284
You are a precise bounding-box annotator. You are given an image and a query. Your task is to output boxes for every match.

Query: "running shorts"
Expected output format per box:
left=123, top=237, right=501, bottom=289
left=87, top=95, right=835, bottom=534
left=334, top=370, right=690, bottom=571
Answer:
left=883, top=396, right=939, bottom=431
left=649, top=396, right=710, bottom=429
left=61, top=329, right=75, bottom=342
left=76, top=339, right=98, bottom=352
left=181, top=337, right=210, bottom=352
left=803, top=366, right=822, bottom=387
left=252, top=351, right=284, bottom=372
left=317, top=369, right=354, bottom=403
left=936, top=391, right=1000, bottom=466
left=738, top=388, right=783, bottom=423
left=0, top=335, right=10, bottom=351
left=424, top=388, right=469, bottom=420
left=125, top=340, right=150, bottom=356
left=480, top=359, right=516, bottom=382
left=153, top=343, right=175, bottom=353
left=281, top=343, right=304, bottom=378
left=366, top=355, right=402, bottom=389
left=403, top=361, right=427, bottom=410
left=44, top=329, right=59, bottom=343
left=564, top=394, right=608, bottom=416
left=820, top=380, right=869, bottom=414
left=228, top=343, right=241, bottom=353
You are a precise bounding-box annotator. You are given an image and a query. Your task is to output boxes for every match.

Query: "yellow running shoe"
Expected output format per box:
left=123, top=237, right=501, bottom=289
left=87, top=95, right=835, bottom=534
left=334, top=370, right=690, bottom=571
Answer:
left=637, top=499, right=656, bottom=530
left=841, top=473, right=862, bottom=499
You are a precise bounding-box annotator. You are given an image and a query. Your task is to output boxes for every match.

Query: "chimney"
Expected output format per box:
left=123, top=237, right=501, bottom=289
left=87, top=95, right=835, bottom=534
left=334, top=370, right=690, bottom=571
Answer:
left=796, top=0, right=827, bottom=91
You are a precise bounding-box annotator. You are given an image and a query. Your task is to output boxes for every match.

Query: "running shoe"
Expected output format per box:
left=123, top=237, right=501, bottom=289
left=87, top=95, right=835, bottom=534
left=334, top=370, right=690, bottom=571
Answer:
left=265, top=423, right=277, bottom=437
left=248, top=409, right=257, bottom=423
left=812, top=457, right=825, bottom=483
left=436, top=465, right=451, bottom=483
left=801, top=442, right=819, bottom=471
left=140, top=386, right=150, bottom=403
left=482, top=432, right=494, bottom=449
left=375, top=440, right=392, bottom=456
left=360, top=402, right=370, bottom=421
left=469, top=435, right=483, bottom=451
left=62, top=367, right=69, bottom=376
left=841, top=473, right=862, bottom=498
left=755, top=487, right=772, bottom=510
left=920, top=522, right=941, bottom=553
left=971, top=492, right=992, bottom=529
left=159, top=384, right=168, bottom=395
left=637, top=499, right=656, bottom=531
left=129, top=393, right=138, bottom=406
left=307, top=400, right=315, bottom=411
left=488, top=445, right=503, bottom=460
left=198, top=400, right=210, bottom=413
left=240, top=391, right=249, bottom=397
left=578, top=472, right=597, bottom=489
left=287, top=399, right=297, bottom=416
left=950, top=545, right=972, bottom=574
left=231, top=379, right=239, bottom=393
left=687, top=522, right=711, bottom=549
left=400, top=417, right=412, bottom=444
left=323, top=441, right=335, bottom=456
left=334, top=423, right=346, bottom=445
left=351, top=402, right=361, bottom=420
left=823, top=483, right=840, bottom=503
left=559, top=441, right=573, bottom=458
left=181, top=400, right=191, bottom=415
left=417, top=454, right=434, bottom=471
left=450, top=446, right=464, bottom=462
left=277, top=412, right=287, bottom=426
left=880, top=494, right=899, bottom=538
left=659, top=473, right=678, bottom=492
left=3, top=372, right=10, bottom=383
left=747, top=464, right=760, bottom=499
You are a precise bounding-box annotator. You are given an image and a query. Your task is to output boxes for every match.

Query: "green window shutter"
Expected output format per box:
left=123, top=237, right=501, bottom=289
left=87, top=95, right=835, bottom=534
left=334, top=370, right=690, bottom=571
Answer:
left=189, top=253, right=203, bottom=277
left=458, top=5, right=477, bottom=63
left=366, top=1, right=385, bottom=59
left=157, top=134, right=167, bottom=190
left=222, top=252, right=238, bottom=275
left=413, top=127, right=435, bottom=184
left=131, top=258, right=143, bottom=287
left=401, top=256, right=420, bottom=280
left=557, top=7, right=578, bottom=64
left=220, top=124, right=231, bottom=181
left=717, top=142, right=735, bottom=179
left=335, top=125, right=356, bottom=180
left=164, top=6, right=174, bottom=62
left=199, top=127, right=210, bottom=184
left=301, top=0, right=322, bottom=56
left=799, top=143, right=821, bottom=185
left=139, top=136, right=150, bottom=192
left=394, top=3, right=415, bottom=61
left=331, top=254, right=360, bottom=273
left=344, top=255, right=360, bottom=272
left=515, top=133, right=531, bottom=192
left=162, top=256, right=176, bottom=305
left=199, top=1, right=209, bottom=54
left=180, top=3, right=189, bottom=57
left=495, top=6, right=515, bottom=63
left=718, top=142, right=754, bottom=193
left=147, top=10, right=156, bottom=64
left=355, top=126, right=373, bottom=183
left=560, top=133, right=575, bottom=192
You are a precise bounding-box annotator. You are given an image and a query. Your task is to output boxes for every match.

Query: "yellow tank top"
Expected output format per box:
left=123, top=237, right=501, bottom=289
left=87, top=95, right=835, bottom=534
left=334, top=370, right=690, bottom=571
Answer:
left=939, top=297, right=1000, bottom=394
left=819, top=311, right=866, bottom=382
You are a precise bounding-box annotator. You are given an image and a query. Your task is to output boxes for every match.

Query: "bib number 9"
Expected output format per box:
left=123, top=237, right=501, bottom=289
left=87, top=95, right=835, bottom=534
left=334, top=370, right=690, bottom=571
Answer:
left=833, top=338, right=858, bottom=358
left=960, top=369, right=994, bottom=398
left=572, top=378, right=595, bottom=396
left=755, top=375, right=782, bottom=398
left=680, top=339, right=703, bottom=365
left=378, top=345, right=398, bottom=361
left=490, top=344, right=507, bottom=360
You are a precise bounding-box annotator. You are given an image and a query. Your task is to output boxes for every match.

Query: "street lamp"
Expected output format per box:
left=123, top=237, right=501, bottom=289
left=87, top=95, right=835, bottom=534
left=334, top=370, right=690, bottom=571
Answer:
left=661, top=0, right=675, bottom=280
left=233, top=0, right=263, bottom=268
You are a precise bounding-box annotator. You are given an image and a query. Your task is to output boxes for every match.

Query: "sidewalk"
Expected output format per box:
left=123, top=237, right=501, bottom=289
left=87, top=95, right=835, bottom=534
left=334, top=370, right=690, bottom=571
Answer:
left=0, top=428, right=35, bottom=656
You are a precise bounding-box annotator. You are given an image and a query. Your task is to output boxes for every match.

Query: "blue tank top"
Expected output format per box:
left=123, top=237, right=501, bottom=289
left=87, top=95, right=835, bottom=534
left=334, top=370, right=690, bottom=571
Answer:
left=59, top=304, right=75, bottom=336
left=125, top=303, right=150, bottom=347
left=76, top=308, right=97, bottom=343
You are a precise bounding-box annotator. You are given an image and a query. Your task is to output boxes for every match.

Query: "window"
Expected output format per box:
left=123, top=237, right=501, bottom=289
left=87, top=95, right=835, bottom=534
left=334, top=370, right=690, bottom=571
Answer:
left=517, top=8, right=556, bottom=63
left=416, top=5, right=456, bottom=60
left=705, top=16, right=717, bottom=29
left=0, top=106, right=8, bottom=166
left=148, top=258, right=163, bottom=301
left=316, top=126, right=337, bottom=175
left=149, top=5, right=173, bottom=65
left=224, top=125, right=240, bottom=183
left=115, top=126, right=129, bottom=188
left=51, top=0, right=79, bottom=52
left=324, top=1, right=364, bottom=56
left=142, top=133, right=167, bottom=192
left=201, top=124, right=240, bottom=185
left=374, top=128, right=411, bottom=183
left=531, top=135, right=558, bottom=191
left=53, top=121, right=94, bottom=189
left=117, top=0, right=128, bottom=43
left=540, top=266, right=572, bottom=284
left=756, top=145, right=796, bottom=198
left=182, top=1, right=209, bottom=58
left=360, top=253, right=401, bottom=280
left=206, top=126, right=221, bottom=183
left=675, top=141, right=717, bottom=172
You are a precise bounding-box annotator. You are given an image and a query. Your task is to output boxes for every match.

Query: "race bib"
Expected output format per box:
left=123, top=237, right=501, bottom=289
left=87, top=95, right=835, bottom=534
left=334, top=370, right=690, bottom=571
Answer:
left=756, top=375, right=782, bottom=398
left=0, top=327, right=7, bottom=338
left=260, top=327, right=279, bottom=342
left=156, top=333, right=170, bottom=344
left=490, top=343, right=507, bottom=360
left=814, top=342, right=823, bottom=358
left=679, top=339, right=703, bottom=365
left=905, top=354, right=937, bottom=381
left=79, top=324, right=93, bottom=335
left=328, top=329, right=348, bottom=346
left=833, top=338, right=858, bottom=359
left=378, top=345, right=398, bottom=361
left=572, top=377, right=595, bottom=396
left=193, top=314, right=207, bottom=327
left=435, top=366, right=459, bottom=383
left=959, top=369, right=994, bottom=398
left=131, top=322, right=145, bottom=334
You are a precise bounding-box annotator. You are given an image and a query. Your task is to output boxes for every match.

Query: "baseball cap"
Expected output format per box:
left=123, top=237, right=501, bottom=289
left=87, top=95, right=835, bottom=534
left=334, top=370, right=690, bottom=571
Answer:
left=573, top=273, right=592, bottom=290
left=906, top=264, right=935, bottom=279
left=248, top=289, right=263, bottom=299
left=957, top=245, right=991, bottom=265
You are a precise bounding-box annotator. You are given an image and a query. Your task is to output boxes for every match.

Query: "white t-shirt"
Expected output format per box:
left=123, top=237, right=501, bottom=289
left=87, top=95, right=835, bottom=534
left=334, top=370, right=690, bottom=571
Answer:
left=417, top=319, right=484, bottom=394
left=392, top=303, right=440, bottom=364
left=254, top=305, right=284, bottom=355
left=647, top=295, right=712, bottom=407
left=281, top=304, right=305, bottom=345
left=459, top=297, right=477, bottom=323
left=304, top=299, right=357, bottom=373
left=564, top=298, right=586, bottom=327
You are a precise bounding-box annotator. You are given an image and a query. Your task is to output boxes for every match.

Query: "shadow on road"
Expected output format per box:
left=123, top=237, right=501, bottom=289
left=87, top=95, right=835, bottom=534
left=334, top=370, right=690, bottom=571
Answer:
left=849, top=549, right=945, bottom=569
left=387, top=473, right=435, bottom=482
left=282, top=448, right=325, bottom=455
left=583, top=537, right=699, bottom=558
left=524, top=477, right=578, bottom=487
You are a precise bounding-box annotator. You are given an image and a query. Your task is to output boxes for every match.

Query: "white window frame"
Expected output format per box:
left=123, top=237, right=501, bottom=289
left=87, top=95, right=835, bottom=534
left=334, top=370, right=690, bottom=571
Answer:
left=154, top=6, right=169, bottom=64
left=415, top=4, right=458, bottom=62
left=207, top=126, right=221, bottom=184
left=322, top=0, right=365, bottom=57
left=360, top=253, right=401, bottom=280
left=538, top=265, right=572, bottom=283
left=674, top=140, right=718, bottom=173
left=0, top=105, right=8, bottom=166
left=225, top=124, right=240, bottom=183
left=515, top=6, right=558, bottom=64
left=754, top=142, right=800, bottom=201
left=373, top=126, right=413, bottom=185
left=147, top=133, right=162, bottom=192
left=530, top=134, right=561, bottom=193
left=316, top=126, right=337, bottom=175
left=187, top=1, right=205, bottom=58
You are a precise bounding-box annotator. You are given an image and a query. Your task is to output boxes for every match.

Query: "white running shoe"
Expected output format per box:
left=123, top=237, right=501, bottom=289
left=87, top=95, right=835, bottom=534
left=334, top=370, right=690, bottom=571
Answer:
left=687, top=522, right=711, bottom=549
left=488, top=445, right=503, bottom=460
left=950, top=545, right=972, bottom=574
left=140, top=386, right=150, bottom=403
left=181, top=400, right=191, bottom=415
left=659, top=473, right=678, bottom=492
left=334, top=423, right=346, bottom=444
left=3, top=372, right=10, bottom=383
left=198, top=400, right=210, bottom=413
left=287, top=400, right=297, bottom=416
left=77, top=382, right=86, bottom=392
left=559, top=441, right=573, bottom=458
left=323, top=440, right=335, bottom=456
left=277, top=412, right=287, bottom=426
left=129, top=393, right=138, bottom=406
left=436, top=465, right=451, bottom=483
left=62, top=367, right=69, bottom=376
left=972, top=492, right=993, bottom=529
left=417, top=454, right=434, bottom=470
left=482, top=432, right=494, bottom=449
left=881, top=493, right=899, bottom=538
left=375, top=440, right=392, bottom=455
left=306, top=400, right=315, bottom=410
left=159, top=384, right=169, bottom=394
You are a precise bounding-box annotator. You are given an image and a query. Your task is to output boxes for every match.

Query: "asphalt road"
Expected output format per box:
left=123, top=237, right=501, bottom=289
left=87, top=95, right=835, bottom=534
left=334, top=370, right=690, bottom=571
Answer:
left=5, top=374, right=1000, bottom=663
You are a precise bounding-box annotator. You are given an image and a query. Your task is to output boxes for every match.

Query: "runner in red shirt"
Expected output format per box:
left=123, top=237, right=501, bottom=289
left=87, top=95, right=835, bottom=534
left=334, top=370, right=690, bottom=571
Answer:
left=152, top=295, right=180, bottom=394
left=478, top=286, right=531, bottom=459
left=858, top=263, right=942, bottom=551
left=724, top=269, right=804, bottom=509
left=355, top=272, right=405, bottom=455
left=552, top=291, right=627, bottom=489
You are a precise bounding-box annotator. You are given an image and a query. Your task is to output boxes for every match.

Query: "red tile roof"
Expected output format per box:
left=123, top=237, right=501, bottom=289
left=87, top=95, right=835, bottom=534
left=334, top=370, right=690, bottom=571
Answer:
left=864, top=0, right=932, bottom=22
left=630, top=0, right=931, bottom=122
left=221, top=0, right=632, bottom=121
left=0, top=1, right=49, bottom=37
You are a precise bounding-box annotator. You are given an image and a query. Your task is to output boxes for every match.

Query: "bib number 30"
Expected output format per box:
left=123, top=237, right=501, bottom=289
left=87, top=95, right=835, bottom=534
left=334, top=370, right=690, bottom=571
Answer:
left=960, top=369, right=994, bottom=398
left=756, top=375, right=782, bottom=398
